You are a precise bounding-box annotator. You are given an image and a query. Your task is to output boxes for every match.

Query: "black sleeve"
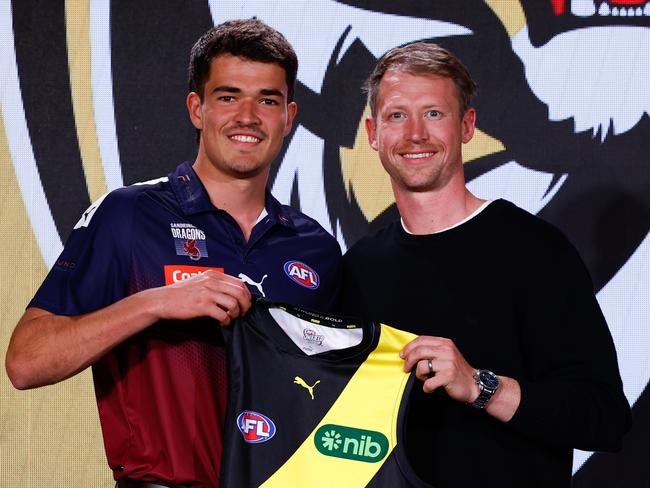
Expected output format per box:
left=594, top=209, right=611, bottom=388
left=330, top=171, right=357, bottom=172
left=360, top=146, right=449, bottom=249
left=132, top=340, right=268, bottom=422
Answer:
left=507, top=236, right=632, bottom=451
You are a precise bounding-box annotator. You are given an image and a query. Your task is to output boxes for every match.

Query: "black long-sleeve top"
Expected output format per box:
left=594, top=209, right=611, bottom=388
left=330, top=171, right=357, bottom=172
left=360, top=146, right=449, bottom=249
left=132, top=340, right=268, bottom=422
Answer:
left=341, top=199, right=631, bottom=488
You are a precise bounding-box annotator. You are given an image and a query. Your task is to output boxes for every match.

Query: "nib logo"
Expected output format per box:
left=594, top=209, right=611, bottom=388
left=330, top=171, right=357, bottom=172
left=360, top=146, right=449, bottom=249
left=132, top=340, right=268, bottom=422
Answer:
left=320, top=429, right=343, bottom=451
left=314, top=424, right=388, bottom=463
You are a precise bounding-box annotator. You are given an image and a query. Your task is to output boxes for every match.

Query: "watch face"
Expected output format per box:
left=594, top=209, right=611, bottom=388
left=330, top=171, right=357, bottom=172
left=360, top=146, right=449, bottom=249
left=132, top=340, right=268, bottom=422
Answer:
left=479, top=370, right=499, bottom=389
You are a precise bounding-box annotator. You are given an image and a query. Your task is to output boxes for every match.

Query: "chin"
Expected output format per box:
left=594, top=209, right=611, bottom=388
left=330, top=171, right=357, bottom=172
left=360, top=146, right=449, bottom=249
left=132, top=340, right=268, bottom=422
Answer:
left=227, top=162, right=268, bottom=179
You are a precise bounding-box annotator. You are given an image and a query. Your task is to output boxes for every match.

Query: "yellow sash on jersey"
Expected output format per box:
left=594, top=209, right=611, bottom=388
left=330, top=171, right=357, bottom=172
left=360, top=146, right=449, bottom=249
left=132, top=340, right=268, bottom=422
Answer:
left=261, top=324, right=417, bottom=487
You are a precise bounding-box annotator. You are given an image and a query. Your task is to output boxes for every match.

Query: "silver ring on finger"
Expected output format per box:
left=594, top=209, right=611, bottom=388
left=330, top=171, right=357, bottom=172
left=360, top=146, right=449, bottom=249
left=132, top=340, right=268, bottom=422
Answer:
left=427, top=359, right=435, bottom=377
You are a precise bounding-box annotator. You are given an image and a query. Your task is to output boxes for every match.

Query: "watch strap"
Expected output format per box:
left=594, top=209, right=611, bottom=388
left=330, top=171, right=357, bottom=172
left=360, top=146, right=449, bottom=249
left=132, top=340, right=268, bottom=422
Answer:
left=469, top=369, right=499, bottom=409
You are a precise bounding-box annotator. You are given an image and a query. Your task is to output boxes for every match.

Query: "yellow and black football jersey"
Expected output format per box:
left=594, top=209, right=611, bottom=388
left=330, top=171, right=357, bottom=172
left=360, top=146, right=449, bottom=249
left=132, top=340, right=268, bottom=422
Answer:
left=220, top=300, right=433, bottom=487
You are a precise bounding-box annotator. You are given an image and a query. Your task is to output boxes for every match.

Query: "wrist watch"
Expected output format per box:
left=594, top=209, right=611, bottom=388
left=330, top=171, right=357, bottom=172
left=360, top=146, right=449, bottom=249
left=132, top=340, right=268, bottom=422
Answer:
left=469, top=369, right=500, bottom=409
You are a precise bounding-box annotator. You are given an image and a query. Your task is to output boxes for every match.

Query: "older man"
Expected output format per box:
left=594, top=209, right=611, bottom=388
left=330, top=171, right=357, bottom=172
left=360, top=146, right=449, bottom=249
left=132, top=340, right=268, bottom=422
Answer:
left=341, top=42, right=631, bottom=487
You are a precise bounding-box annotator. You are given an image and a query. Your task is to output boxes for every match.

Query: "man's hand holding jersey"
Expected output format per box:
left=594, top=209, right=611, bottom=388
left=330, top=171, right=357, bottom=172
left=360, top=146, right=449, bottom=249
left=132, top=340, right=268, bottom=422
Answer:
left=6, top=270, right=250, bottom=389
left=155, top=269, right=251, bottom=326
left=400, top=336, right=521, bottom=422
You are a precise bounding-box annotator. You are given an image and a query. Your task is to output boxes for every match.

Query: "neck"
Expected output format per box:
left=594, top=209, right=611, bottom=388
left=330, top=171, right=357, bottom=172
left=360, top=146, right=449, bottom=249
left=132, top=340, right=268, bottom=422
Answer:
left=394, top=174, right=485, bottom=235
left=193, top=160, right=268, bottom=241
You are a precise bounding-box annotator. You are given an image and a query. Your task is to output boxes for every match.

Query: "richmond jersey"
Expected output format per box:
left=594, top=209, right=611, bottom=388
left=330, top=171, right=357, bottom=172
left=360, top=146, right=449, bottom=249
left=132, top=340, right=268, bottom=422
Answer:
left=221, top=301, right=433, bottom=487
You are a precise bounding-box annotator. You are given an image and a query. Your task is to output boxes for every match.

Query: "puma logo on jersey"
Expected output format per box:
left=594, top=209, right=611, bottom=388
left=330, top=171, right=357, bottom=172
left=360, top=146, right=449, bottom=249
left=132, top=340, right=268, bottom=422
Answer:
left=238, top=273, right=268, bottom=297
left=294, top=376, right=320, bottom=400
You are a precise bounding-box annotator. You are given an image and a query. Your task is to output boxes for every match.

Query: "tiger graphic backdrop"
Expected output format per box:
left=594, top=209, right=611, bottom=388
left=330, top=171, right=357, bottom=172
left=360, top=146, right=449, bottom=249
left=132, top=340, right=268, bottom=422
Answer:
left=1, top=1, right=648, bottom=486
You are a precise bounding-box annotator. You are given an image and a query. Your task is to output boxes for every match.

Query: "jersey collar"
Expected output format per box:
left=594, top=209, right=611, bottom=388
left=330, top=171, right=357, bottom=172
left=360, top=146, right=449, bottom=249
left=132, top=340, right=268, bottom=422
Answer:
left=169, top=161, right=296, bottom=229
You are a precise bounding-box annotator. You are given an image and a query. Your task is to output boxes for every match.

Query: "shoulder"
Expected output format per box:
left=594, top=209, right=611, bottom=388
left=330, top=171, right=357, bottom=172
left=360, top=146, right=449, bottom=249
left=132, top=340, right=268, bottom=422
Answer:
left=74, top=176, right=170, bottom=230
left=348, top=221, right=400, bottom=251
left=487, top=199, right=585, bottom=270
left=488, top=200, right=570, bottom=243
left=106, top=175, right=170, bottom=208
left=344, top=221, right=400, bottom=263
left=279, top=204, right=340, bottom=249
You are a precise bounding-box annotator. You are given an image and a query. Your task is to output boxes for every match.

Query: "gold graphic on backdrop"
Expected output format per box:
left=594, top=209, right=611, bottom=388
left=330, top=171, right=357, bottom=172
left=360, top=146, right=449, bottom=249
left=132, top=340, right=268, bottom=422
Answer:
left=1, top=22, right=111, bottom=487
left=485, top=0, right=527, bottom=37
left=66, top=0, right=107, bottom=202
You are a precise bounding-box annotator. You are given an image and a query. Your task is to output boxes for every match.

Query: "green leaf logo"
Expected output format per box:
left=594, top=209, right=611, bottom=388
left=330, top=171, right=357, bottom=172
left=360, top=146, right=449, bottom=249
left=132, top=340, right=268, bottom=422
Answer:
left=314, top=424, right=388, bottom=463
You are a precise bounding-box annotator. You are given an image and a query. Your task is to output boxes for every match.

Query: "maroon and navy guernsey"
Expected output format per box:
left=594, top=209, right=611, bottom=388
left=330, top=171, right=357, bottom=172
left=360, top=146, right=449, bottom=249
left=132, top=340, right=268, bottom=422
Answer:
left=28, top=161, right=342, bottom=487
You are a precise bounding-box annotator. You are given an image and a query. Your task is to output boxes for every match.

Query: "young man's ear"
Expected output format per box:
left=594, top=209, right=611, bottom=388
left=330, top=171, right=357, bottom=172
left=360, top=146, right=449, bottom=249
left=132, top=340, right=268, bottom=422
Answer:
left=187, top=92, right=203, bottom=130
left=283, top=101, right=298, bottom=136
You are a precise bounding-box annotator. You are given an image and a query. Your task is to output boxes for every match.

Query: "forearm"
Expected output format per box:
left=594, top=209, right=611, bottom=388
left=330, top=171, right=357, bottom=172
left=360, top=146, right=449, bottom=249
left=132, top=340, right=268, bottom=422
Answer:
left=5, top=289, right=162, bottom=389
left=484, top=375, right=521, bottom=422
left=6, top=269, right=251, bottom=389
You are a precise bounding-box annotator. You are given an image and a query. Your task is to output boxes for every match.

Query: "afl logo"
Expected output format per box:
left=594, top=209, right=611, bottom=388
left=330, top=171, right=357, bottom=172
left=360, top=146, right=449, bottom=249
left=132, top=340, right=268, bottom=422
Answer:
left=236, top=411, right=276, bottom=444
left=284, top=261, right=320, bottom=289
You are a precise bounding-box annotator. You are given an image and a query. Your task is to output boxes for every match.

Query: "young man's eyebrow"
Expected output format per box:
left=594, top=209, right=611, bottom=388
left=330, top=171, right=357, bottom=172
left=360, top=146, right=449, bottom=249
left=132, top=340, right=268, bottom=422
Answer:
left=210, top=86, right=284, bottom=98
left=211, top=85, right=241, bottom=94
left=259, top=88, right=284, bottom=98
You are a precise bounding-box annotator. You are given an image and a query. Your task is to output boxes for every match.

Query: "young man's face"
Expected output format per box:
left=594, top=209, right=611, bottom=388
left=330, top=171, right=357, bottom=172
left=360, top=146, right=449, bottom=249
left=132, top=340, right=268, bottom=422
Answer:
left=365, top=70, right=475, bottom=194
left=187, top=54, right=297, bottom=179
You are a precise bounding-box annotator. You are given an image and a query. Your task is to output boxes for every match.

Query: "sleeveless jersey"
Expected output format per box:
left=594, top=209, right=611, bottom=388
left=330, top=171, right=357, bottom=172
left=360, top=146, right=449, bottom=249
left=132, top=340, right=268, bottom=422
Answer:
left=221, top=300, right=433, bottom=487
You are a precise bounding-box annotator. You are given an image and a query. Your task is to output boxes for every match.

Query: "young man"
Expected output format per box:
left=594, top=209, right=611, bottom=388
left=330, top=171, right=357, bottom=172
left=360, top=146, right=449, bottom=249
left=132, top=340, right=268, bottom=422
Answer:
left=341, top=42, right=631, bottom=487
left=6, top=20, right=341, bottom=487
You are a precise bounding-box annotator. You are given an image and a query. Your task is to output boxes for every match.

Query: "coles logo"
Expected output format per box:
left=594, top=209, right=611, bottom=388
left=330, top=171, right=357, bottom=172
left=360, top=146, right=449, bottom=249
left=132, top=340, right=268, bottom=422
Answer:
left=236, top=410, right=276, bottom=443
left=163, top=265, right=223, bottom=285
left=284, top=261, right=320, bottom=289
